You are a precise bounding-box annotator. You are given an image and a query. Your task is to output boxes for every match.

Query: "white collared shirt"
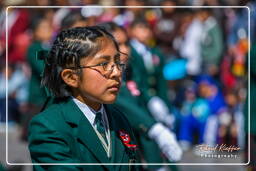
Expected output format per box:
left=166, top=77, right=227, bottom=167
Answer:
left=130, top=38, right=154, bottom=73
left=72, top=97, right=111, bottom=157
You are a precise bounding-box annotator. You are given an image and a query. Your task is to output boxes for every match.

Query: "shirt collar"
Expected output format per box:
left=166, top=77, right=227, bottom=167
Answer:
left=72, top=97, right=104, bottom=126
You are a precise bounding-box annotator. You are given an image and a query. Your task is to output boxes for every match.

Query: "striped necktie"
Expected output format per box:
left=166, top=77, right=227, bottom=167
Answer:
left=95, top=112, right=108, bottom=145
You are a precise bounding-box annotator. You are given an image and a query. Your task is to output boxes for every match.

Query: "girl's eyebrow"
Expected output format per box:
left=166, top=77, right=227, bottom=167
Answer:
left=96, top=53, right=120, bottom=60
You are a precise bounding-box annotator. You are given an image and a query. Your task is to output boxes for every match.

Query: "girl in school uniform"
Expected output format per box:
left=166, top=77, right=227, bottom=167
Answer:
left=28, top=26, right=139, bottom=171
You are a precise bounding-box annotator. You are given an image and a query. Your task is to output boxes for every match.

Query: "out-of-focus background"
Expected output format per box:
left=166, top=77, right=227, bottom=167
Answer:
left=0, top=0, right=255, bottom=170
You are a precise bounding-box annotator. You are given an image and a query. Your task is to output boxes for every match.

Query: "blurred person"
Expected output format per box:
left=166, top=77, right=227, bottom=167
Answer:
left=99, top=7, right=120, bottom=23
left=179, top=10, right=203, bottom=76
left=220, top=53, right=237, bottom=92
left=79, top=0, right=104, bottom=27
left=80, top=7, right=103, bottom=26
left=154, top=0, right=181, bottom=57
left=60, top=10, right=88, bottom=30
left=0, top=63, right=28, bottom=125
left=28, top=26, right=140, bottom=170
left=220, top=8, right=248, bottom=93
left=128, top=18, right=175, bottom=131
left=27, top=17, right=53, bottom=110
left=98, top=0, right=120, bottom=23
left=114, top=0, right=145, bottom=28
left=3, top=7, right=30, bottom=64
left=21, top=17, right=53, bottom=140
left=196, top=75, right=228, bottom=146
left=52, top=8, right=72, bottom=31
left=179, top=9, right=224, bottom=77
left=218, top=90, right=243, bottom=146
left=226, top=8, right=248, bottom=78
left=102, top=22, right=182, bottom=170
left=178, top=81, right=210, bottom=151
left=197, top=9, right=224, bottom=77
left=51, top=0, right=79, bottom=31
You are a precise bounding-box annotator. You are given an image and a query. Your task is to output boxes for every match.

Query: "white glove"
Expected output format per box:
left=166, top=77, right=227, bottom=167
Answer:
left=148, top=96, right=175, bottom=128
left=148, top=123, right=183, bottom=162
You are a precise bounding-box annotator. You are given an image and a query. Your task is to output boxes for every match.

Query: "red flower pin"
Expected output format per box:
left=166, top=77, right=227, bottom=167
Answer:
left=126, top=81, right=141, bottom=96
left=119, top=130, right=137, bottom=150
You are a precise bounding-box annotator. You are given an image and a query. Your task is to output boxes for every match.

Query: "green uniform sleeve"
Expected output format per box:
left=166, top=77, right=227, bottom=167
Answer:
left=153, top=48, right=171, bottom=107
left=115, top=85, right=156, bottom=133
left=27, top=42, right=45, bottom=76
left=28, top=115, right=82, bottom=171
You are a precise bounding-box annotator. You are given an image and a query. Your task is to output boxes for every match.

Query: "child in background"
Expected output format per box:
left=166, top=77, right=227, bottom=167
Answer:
left=197, top=75, right=228, bottom=147
left=179, top=81, right=210, bottom=151
left=21, top=16, right=53, bottom=140
left=128, top=18, right=175, bottom=129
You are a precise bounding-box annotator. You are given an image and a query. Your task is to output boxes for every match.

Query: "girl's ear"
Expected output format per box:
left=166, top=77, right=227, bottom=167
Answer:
left=61, top=69, right=79, bottom=88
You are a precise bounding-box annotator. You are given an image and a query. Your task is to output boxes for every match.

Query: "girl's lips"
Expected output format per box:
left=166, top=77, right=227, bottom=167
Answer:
left=107, top=84, right=120, bottom=91
left=108, top=87, right=119, bottom=91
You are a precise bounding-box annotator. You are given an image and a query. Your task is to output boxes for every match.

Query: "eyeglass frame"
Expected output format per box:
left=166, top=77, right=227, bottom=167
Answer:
left=66, top=60, right=127, bottom=73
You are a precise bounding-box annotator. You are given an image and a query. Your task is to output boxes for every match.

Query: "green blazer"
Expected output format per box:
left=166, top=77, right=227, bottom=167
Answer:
left=201, top=19, right=223, bottom=66
left=26, top=41, right=48, bottom=106
left=28, top=97, right=140, bottom=171
left=115, top=83, right=168, bottom=170
left=129, top=45, right=170, bottom=108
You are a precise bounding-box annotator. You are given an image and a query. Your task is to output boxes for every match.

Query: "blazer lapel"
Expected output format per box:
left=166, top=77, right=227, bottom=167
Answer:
left=105, top=105, right=126, bottom=166
left=60, top=98, right=111, bottom=168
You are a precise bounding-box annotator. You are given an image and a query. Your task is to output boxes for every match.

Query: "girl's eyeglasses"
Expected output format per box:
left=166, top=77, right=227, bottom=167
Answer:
left=77, top=61, right=126, bottom=72
left=67, top=61, right=126, bottom=75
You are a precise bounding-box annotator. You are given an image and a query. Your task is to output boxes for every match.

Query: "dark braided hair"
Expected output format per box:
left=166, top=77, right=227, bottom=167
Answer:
left=41, top=26, right=120, bottom=98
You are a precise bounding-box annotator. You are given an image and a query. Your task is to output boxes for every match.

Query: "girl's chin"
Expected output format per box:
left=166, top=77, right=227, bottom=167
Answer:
left=102, top=95, right=117, bottom=104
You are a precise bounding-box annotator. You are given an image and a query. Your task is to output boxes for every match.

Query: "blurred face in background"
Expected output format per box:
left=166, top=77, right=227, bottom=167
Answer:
left=198, top=82, right=217, bottom=98
left=225, top=92, right=237, bottom=107
left=130, top=23, right=152, bottom=45
left=196, top=10, right=210, bottom=22
left=112, top=28, right=130, bottom=63
left=34, top=19, right=53, bottom=42
left=125, top=0, right=144, bottom=14
left=161, top=0, right=176, bottom=14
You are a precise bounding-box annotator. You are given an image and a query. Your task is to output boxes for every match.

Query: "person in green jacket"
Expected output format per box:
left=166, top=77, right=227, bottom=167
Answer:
left=197, top=9, right=224, bottom=77
left=22, top=16, right=53, bottom=140
left=28, top=26, right=140, bottom=170
left=128, top=18, right=175, bottom=131
left=102, top=22, right=182, bottom=170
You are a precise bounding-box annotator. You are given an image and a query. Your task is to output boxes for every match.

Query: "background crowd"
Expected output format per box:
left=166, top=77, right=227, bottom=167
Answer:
left=0, top=0, right=255, bottom=170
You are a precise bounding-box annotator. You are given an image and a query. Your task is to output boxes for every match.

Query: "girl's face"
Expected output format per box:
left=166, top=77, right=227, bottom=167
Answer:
left=35, top=19, right=53, bottom=42
left=74, top=38, right=122, bottom=110
left=131, top=24, right=152, bottom=44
